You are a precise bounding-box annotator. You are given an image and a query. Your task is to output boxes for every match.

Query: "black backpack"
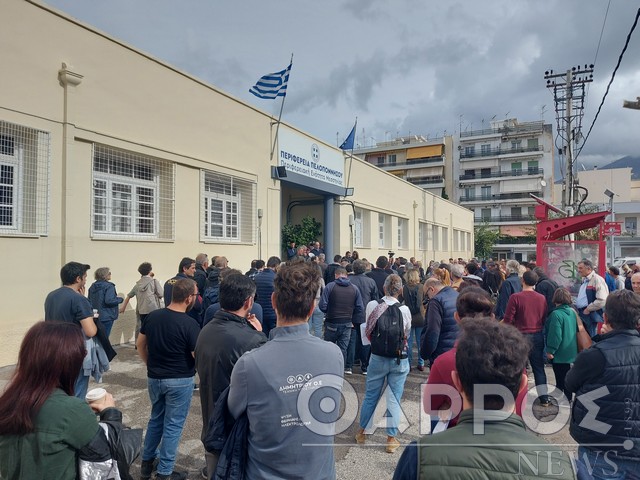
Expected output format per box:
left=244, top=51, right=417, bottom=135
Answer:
left=370, top=301, right=405, bottom=359
left=403, top=285, right=420, bottom=316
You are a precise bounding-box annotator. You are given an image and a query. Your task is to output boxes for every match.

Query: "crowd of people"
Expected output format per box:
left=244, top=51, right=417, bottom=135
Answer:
left=0, top=249, right=639, bottom=479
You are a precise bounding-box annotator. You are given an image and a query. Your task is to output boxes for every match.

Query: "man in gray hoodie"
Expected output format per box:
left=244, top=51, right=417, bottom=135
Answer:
left=228, top=261, right=344, bottom=479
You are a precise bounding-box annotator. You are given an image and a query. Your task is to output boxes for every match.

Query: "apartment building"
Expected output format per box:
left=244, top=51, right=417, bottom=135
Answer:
left=454, top=118, right=555, bottom=261
left=353, top=135, right=454, bottom=198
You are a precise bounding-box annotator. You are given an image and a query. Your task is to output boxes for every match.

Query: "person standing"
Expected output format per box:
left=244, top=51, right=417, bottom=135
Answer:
left=164, top=257, right=203, bottom=326
left=319, top=267, right=364, bottom=374
left=575, top=259, right=608, bottom=337
left=44, top=261, right=98, bottom=398
left=254, top=255, right=280, bottom=337
left=503, top=270, right=550, bottom=406
left=495, top=260, right=522, bottom=319
left=348, top=259, right=379, bottom=374
left=420, top=277, right=459, bottom=366
left=227, top=261, right=343, bottom=479
left=566, top=289, right=640, bottom=479
left=356, top=274, right=411, bottom=453
left=137, top=278, right=201, bottom=480
left=88, top=267, right=123, bottom=338
left=120, top=262, right=164, bottom=342
left=195, top=273, right=266, bottom=478
left=194, top=253, right=209, bottom=297
left=403, top=269, right=425, bottom=371
left=366, top=255, right=391, bottom=298
left=545, top=288, right=578, bottom=398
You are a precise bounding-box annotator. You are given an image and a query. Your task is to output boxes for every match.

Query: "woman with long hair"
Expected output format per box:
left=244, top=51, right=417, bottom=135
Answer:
left=403, top=269, right=426, bottom=371
left=433, top=266, right=451, bottom=286
left=0, top=321, right=123, bottom=479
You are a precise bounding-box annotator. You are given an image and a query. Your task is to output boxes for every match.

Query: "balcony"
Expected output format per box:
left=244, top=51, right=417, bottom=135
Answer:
left=408, top=175, right=444, bottom=188
left=460, top=121, right=544, bottom=138
left=474, top=215, right=536, bottom=223
left=375, top=155, right=445, bottom=170
left=459, top=191, right=542, bottom=204
left=459, top=168, right=544, bottom=182
left=460, top=145, right=543, bottom=160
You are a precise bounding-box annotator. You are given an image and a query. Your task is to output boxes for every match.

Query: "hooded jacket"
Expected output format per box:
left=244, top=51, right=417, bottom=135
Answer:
left=88, top=280, right=123, bottom=324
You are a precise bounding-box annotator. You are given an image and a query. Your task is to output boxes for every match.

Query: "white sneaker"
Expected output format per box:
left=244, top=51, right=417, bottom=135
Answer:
left=344, top=368, right=353, bottom=375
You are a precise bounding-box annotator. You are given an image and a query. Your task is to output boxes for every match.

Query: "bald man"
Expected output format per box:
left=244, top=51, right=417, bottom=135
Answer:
left=631, top=272, right=640, bottom=294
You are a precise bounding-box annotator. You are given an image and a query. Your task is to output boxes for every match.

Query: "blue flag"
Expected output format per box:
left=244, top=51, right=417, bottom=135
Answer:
left=249, top=62, right=292, bottom=99
left=340, top=122, right=356, bottom=150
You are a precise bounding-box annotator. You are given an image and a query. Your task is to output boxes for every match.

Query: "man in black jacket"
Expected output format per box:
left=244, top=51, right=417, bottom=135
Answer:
left=565, top=289, right=640, bottom=477
left=194, top=274, right=267, bottom=477
left=366, top=255, right=390, bottom=298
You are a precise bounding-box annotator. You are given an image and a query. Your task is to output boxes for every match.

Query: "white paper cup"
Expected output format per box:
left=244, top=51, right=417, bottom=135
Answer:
left=85, top=387, right=107, bottom=403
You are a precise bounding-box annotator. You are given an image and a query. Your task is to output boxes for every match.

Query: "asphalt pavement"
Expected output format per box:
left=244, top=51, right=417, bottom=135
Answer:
left=0, top=343, right=577, bottom=479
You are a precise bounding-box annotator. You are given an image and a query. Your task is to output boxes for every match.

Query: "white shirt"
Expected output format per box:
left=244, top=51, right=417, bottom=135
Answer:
left=366, top=296, right=412, bottom=338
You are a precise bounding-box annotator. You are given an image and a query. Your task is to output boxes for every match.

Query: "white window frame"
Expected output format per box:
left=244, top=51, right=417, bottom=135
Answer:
left=397, top=217, right=407, bottom=249
left=0, top=142, right=23, bottom=231
left=92, top=155, right=159, bottom=238
left=378, top=213, right=386, bottom=248
left=203, top=184, right=241, bottom=242
left=354, top=208, right=363, bottom=247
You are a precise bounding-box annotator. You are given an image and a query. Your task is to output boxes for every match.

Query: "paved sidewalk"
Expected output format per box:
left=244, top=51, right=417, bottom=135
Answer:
left=0, top=344, right=577, bottom=479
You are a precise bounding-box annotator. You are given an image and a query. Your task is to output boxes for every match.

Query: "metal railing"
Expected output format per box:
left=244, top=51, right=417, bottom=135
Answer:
left=408, top=176, right=444, bottom=185
left=460, top=191, right=542, bottom=202
left=460, top=145, right=543, bottom=159
left=460, top=121, right=544, bottom=138
left=374, top=156, right=444, bottom=169
left=474, top=215, right=536, bottom=223
left=459, top=168, right=544, bottom=181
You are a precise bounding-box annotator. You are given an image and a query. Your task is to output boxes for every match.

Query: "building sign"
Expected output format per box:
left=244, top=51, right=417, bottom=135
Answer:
left=603, top=222, right=622, bottom=236
left=278, top=127, right=344, bottom=187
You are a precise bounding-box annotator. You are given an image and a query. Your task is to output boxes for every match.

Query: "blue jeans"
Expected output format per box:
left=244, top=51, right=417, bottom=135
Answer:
left=576, top=446, right=640, bottom=480
left=579, top=310, right=603, bottom=338
left=355, top=324, right=371, bottom=370
left=308, top=306, right=323, bottom=338
left=324, top=322, right=351, bottom=369
left=142, top=377, right=194, bottom=475
left=359, top=354, right=410, bottom=437
left=101, top=320, right=115, bottom=338
left=74, top=370, right=90, bottom=399
left=407, top=327, right=424, bottom=367
left=346, top=326, right=357, bottom=369
left=524, top=332, right=548, bottom=403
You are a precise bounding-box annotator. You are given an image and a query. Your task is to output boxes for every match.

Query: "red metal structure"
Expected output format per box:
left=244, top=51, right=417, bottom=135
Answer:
left=533, top=195, right=608, bottom=288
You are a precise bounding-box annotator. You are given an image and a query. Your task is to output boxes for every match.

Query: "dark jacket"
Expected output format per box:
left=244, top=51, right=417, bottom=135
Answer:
left=319, top=277, right=364, bottom=324
left=164, top=273, right=203, bottom=324
left=323, top=262, right=341, bottom=286
left=565, top=329, right=640, bottom=460
left=535, top=274, right=558, bottom=314
left=194, top=309, right=266, bottom=443
left=204, top=386, right=249, bottom=480
left=194, top=265, right=208, bottom=297
left=393, top=411, right=575, bottom=480
left=366, top=268, right=389, bottom=299
left=495, top=273, right=522, bottom=319
left=348, top=274, right=379, bottom=324
left=254, top=269, right=277, bottom=322
left=420, top=286, right=459, bottom=364
left=88, top=280, right=123, bottom=324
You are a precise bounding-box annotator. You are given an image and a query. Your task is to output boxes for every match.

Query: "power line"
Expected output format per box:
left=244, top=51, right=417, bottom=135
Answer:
left=575, top=7, right=640, bottom=162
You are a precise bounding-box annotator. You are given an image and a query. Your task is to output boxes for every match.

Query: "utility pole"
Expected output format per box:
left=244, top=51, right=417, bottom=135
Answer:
left=544, top=65, right=594, bottom=214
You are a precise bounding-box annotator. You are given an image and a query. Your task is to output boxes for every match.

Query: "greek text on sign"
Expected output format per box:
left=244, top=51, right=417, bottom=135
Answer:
left=279, top=127, right=345, bottom=187
left=603, top=222, right=622, bottom=236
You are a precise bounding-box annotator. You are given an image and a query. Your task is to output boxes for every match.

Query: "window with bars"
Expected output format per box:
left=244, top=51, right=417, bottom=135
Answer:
left=354, top=208, right=363, bottom=247
left=378, top=213, right=386, bottom=248
left=201, top=171, right=255, bottom=243
left=432, top=225, right=440, bottom=251
left=0, top=121, right=50, bottom=236
left=92, top=145, right=174, bottom=240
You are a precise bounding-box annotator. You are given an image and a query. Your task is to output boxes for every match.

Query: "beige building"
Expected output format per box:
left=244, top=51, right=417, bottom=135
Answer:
left=353, top=136, right=454, bottom=198
left=0, top=0, right=473, bottom=367
left=454, top=118, right=555, bottom=261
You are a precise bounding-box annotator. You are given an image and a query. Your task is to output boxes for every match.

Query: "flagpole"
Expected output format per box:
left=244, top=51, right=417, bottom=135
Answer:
left=270, top=53, right=293, bottom=162
left=345, top=117, right=357, bottom=190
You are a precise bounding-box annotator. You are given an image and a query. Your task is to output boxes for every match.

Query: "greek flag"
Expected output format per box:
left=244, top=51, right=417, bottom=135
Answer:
left=249, top=62, right=292, bottom=99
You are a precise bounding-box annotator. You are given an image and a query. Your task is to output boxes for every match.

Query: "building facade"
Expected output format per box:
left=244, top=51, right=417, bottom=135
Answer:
left=0, top=0, right=474, bottom=366
left=353, top=135, right=454, bottom=199
left=453, top=119, right=555, bottom=261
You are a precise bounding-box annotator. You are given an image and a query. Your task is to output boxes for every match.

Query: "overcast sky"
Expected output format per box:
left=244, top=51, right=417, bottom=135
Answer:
left=45, top=0, right=640, bottom=171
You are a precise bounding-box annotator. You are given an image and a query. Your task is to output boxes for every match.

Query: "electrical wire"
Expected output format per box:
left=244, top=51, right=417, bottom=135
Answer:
left=575, top=7, right=640, bottom=162
left=585, top=0, right=612, bottom=108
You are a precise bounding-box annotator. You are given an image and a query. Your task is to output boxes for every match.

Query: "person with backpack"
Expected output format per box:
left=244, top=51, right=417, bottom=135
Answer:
left=355, top=274, right=411, bottom=454
left=402, top=269, right=425, bottom=371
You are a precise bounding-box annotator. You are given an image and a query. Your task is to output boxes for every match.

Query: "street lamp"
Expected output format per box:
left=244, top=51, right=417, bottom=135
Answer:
left=604, top=189, right=615, bottom=266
